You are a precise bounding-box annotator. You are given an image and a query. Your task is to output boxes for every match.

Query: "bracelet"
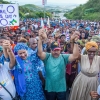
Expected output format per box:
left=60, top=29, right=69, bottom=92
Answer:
left=74, top=41, right=78, bottom=44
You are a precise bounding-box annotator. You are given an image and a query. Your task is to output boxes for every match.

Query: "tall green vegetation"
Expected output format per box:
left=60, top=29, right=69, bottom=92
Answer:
left=64, top=0, right=100, bottom=20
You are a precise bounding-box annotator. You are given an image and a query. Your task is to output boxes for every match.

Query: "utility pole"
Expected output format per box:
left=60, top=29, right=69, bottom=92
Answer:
left=44, top=4, right=45, bottom=19
left=42, top=0, right=47, bottom=19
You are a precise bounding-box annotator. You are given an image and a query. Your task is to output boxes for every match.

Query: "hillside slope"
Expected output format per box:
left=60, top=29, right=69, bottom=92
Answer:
left=23, top=4, right=44, bottom=11
left=64, top=0, right=100, bottom=20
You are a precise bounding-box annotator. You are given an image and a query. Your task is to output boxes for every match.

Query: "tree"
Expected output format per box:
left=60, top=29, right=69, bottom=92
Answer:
left=64, top=0, right=100, bottom=20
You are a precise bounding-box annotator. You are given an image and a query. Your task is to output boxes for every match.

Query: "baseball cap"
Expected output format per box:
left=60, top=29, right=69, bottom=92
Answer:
left=51, top=42, right=61, bottom=51
left=85, top=27, right=90, bottom=31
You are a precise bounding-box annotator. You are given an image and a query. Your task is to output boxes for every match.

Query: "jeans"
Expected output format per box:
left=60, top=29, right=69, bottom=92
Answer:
left=45, top=91, right=66, bottom=100
left=66, top=88, right=70, bottom=100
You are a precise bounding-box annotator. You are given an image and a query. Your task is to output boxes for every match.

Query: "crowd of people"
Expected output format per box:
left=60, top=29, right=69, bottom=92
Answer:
left=0, top=19, right=100, bottom=100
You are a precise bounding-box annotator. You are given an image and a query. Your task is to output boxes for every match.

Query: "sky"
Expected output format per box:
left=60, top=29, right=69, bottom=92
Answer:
left=6, top=0, right=89, bottom=6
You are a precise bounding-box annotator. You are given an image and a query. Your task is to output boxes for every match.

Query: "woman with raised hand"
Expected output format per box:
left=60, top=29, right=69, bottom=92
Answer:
left=6, top=43, right=45, bottom=100
left=69, top=41, right=100, bottom=100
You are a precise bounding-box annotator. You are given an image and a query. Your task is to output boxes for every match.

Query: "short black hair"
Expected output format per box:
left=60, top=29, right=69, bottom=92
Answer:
left=60, top=34, right=66, bottom=39
left=0, top=36, right=7, bottom=40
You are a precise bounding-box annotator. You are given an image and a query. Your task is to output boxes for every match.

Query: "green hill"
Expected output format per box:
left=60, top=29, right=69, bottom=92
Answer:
left=0, top=0, right=52, bottom=18
left=23, top=4, right=44, bottom=11
left=64, top=0, right=100, bottom=20
left=0, top=0, right=9, bottom=4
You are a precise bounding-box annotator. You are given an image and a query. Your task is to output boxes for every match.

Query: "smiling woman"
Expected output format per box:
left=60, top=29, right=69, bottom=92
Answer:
left=12, top=43, right=46, bottom=100
left=86, top=41, right=98, bottom=59
left=69, top=41, right=100, bottom=100
left=87, top=47, right=97, bottom=59
left=85, top=41, right=98, bottom=51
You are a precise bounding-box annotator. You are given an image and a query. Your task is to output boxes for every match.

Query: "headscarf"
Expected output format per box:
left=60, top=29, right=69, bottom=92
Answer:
left=85, top=41, right=98, bottom=51
left=91, top=35, right=100, bottom=42
left=14, top=43, right=28, bottom=53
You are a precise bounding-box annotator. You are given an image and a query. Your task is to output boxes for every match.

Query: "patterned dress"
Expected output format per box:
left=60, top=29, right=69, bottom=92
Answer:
left=17, top=54, right=45, bottom=100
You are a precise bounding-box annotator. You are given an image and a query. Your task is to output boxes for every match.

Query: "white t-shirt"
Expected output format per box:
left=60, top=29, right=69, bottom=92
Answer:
left=54, top=28, right=59, bottom=33
left=0, top=62, right=16, bottom=100
left=33, top=24, right=38, bottom=29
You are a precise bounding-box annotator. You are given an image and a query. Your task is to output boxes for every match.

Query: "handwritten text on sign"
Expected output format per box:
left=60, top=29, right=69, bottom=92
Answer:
left=0, top=4, right=19, bottom=26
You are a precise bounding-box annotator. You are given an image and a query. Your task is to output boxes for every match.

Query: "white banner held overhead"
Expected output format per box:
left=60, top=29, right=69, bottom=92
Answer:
left=42, top=0, right=47, bottom=5
left=41, top=18, right=44, bottom=28
left=0, top=4, right=19, bottom=26
left=47, top=17, right=50, bottom=28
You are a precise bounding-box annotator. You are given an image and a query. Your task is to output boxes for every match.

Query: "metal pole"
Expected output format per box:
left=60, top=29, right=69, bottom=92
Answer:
left=44, top=4, right=45, bottom=19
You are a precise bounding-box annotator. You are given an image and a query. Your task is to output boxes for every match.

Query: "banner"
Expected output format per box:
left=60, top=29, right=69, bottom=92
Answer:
left=47, top=17, right=50, bottom=28
left=41, top=18, right=44, bottom=28
left=0, top=4, right=19, bottom=27
left=42, top=0, right=47, bottom=5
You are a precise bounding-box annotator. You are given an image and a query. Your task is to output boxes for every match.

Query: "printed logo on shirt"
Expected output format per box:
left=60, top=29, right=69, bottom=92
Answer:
left=0, top=79, right=9, bottom=90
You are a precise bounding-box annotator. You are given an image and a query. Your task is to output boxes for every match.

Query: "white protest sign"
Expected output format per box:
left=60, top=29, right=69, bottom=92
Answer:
left=0, top=4, right=19, bottom=26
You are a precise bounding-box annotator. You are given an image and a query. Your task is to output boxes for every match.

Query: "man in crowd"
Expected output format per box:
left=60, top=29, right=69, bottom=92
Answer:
left=38, top=28, right=80, bottom=100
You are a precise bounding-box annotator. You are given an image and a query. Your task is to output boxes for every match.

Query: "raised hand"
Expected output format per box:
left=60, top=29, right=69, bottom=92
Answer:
left=71, top=31, right=80, bottom=42
left=39, top=28, right=47, bottom=41
left=2, top=40, right=11, bottom=50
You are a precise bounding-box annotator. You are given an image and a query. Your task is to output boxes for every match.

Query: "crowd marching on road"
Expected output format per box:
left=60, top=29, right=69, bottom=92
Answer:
left=1, top=19, right=100, bottom=100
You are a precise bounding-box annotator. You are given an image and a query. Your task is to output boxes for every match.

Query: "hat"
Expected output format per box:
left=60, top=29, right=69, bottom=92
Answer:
left=51, top=42, right=61, bottom=51
left=24, top=32, right=30, bottom=36
left=91, top=35, right=100, bottom=42
left=14, top=43, right=28, bottom=53
left=0, top=46, right=3, bottom=52
left=85, top=27, right=90, bottom=31
left=21, top=27, right=25, bottom=31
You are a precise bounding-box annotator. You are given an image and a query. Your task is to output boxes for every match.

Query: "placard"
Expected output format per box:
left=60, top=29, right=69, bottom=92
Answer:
left=0, top=4, right=19, bottom=26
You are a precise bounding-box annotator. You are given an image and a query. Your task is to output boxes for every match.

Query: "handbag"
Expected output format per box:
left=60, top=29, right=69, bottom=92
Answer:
left=0, top=83, right=20, bottom=100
